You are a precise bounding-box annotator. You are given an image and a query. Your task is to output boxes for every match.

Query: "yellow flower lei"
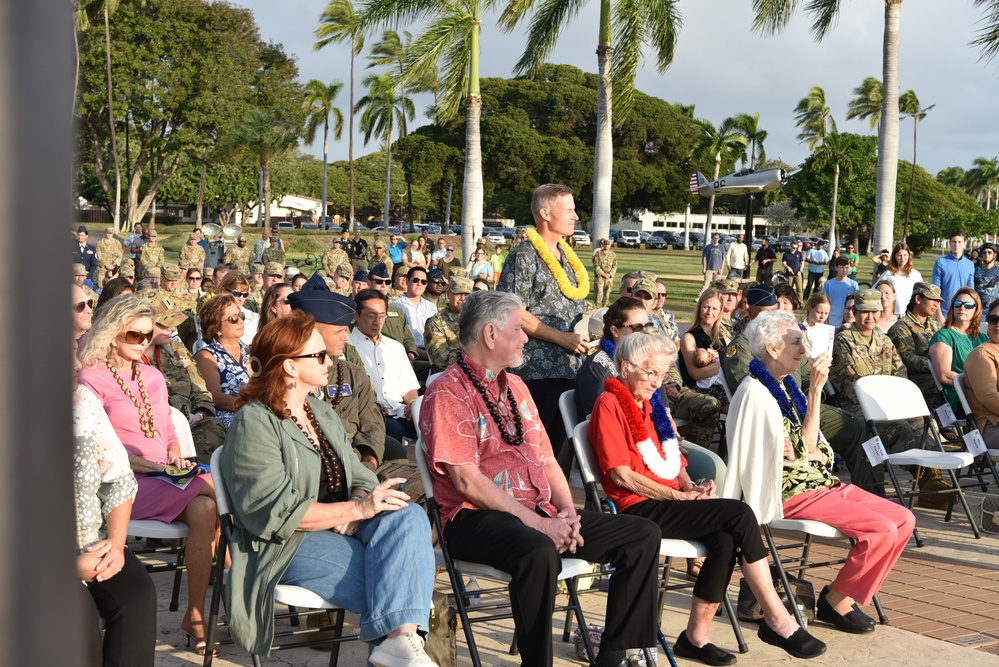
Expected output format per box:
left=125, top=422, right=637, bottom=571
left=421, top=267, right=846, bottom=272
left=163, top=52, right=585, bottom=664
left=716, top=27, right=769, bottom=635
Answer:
left=525, top=228, right=590, bottom=301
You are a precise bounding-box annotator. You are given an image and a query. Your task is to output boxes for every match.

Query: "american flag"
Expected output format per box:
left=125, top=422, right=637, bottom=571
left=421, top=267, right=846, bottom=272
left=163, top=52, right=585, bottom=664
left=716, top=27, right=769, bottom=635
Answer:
left=689, top=173, right=700, bottom=195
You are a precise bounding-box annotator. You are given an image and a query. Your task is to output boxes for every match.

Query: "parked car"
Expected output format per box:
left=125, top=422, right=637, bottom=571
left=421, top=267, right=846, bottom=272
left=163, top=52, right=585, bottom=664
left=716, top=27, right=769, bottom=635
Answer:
left=646, top=231, right=671, bottom=250
left=617, top=229, right=642, bottom=248
left=501, top=227, right=517, bottom=239
left=689, top=232, right=705, bottom=249
left=301, top=223, right=320, bottom=230
left=273, top=221, right=295, bottom=230
left=572, top=230, right=591, bottom=246
left=483, top=227, right=506, bottom=244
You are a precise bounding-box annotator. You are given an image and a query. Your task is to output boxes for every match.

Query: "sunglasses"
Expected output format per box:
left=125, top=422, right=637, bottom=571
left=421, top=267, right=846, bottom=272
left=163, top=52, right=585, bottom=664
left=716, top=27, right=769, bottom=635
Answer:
left=73, top=299, right=94, bottom=313
left=951, top=300, right=977, bottom=310
left=988, top=314, right=999, bottom=326
left=623, top=323, right=647, bottom=332
left=120, top=329, right=153, bottom=345
left=370, top=277, right=391, bottom=285
left=656, top=292, right=667, bottom=299
left=431, top=279, right=446, bottom=285
left=290, top=350, right=329, bottom=364
left=410, top=277, right=428, bottom=285
left=229, top=290, right=249, bottom=299
left=225, top=312, right=247, bottom=324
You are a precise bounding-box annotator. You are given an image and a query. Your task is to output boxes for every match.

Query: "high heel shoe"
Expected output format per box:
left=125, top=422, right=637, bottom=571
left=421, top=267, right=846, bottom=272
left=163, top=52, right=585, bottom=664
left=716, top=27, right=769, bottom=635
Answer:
left=182, top=622, right=220, bottom=657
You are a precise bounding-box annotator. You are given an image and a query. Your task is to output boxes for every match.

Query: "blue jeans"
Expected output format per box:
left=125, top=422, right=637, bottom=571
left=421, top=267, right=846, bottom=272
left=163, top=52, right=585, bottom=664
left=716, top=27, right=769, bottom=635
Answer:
left=280, top=502, right=434, bottom=643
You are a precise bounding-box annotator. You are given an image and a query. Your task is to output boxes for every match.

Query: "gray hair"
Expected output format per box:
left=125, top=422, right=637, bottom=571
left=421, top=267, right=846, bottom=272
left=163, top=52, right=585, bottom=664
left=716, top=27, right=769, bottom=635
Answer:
left=614, top=329, right=677, bottom=373
left=745, top=310, right=799, bottom=359
left=458, top=290, right=523, bottom=349
left=531, top=183, right=574, bottom=220
left=80, top=294, right=157, bottom=367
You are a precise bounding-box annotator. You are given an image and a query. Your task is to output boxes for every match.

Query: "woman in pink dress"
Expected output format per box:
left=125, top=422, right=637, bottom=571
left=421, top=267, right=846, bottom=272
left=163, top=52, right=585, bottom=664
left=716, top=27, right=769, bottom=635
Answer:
left=79, top=294, right=221, bottom=656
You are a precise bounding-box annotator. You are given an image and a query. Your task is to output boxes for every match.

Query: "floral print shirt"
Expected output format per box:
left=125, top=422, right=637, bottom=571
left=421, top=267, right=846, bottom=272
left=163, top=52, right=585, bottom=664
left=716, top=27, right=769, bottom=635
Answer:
left=203, top=340, right=250, bottom=429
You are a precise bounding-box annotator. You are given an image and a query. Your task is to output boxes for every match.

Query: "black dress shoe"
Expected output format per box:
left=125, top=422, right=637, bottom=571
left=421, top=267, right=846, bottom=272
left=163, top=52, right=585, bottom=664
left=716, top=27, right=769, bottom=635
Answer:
left=673, top=630, right=737, bottom=666
left=757, top=622, right=827, bottom=659
left=816, top=585, right=875, bottom=634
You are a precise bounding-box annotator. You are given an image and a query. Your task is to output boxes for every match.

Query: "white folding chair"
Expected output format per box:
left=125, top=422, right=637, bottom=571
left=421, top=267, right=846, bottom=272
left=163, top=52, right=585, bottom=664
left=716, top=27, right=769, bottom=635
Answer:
left=854, top=375, right=981, bottom=544
left=412, top=396, right=601, bottom=667
left=202, top=446, right=357, bottom=666
left=951, top=374, right=999, bottom=489
left=571, top=421, right=748, bottom=657
left=127, top=408, right=196, bottom=612
left=928, top=361, right=969, bottom=435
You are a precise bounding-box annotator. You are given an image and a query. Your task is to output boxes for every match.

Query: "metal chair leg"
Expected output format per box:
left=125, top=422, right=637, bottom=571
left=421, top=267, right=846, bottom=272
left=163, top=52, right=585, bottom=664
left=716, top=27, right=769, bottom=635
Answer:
left=720, top=594, right=749, bottom=653
left=763, top=526, right=807, bottom=628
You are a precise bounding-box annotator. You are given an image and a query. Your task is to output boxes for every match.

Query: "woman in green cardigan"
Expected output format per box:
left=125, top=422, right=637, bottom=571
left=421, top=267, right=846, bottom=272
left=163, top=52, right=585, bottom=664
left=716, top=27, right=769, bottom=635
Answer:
left=220, top=308, right=437, bottom=666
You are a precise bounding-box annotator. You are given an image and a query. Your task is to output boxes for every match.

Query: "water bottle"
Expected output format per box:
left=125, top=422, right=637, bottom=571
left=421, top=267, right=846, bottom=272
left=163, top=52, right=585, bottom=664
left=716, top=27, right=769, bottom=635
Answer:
left=466, top=576, right=481, bottom=606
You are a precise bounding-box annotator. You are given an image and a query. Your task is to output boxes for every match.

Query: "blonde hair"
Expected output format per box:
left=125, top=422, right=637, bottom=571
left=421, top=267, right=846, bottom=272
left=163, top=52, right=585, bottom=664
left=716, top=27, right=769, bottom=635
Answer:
left=79, top=295, right=156, bottom=367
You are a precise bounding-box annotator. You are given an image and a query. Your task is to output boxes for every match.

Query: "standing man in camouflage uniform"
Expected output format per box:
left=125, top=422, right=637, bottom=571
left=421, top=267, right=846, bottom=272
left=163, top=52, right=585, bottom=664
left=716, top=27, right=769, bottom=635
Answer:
left=139, top=229, right=164, bottom=275
left=142, top=291, right=226, bottom=462
left=888, top=282, right=945, bottom=408
left=592, top=238, right=618, bottom=308
left=224, top=234, right=253, bottom=275
left=95, top=225, right=124, bottom=287
left=322, top=238, right=351, bottom=277
left=179, top=234, right=206, bottom=271
left=424, top=275, right=472, bottom=370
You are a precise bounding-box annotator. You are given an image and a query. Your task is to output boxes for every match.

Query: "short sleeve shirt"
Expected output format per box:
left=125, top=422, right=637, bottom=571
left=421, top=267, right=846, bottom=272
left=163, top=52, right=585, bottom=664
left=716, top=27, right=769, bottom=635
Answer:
left=420, top=359, right=557, bottom=527
left=806, top=248, right=828, bottom=273
left=496, top=239, right=586, bottom=380
left=702, top=244, right=725, bottom=271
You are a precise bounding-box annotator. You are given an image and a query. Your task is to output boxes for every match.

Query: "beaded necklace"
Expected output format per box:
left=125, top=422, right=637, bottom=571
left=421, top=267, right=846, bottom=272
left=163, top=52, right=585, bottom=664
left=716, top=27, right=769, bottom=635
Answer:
left=748, top=358, right=808, bottom=423
left=456, top=352, right=525, bottom=446
left=288, top=400, right=344, bottom=494
left=599, top=338, right=674, bottom=443
left=106, top=358, right=158, bottom=438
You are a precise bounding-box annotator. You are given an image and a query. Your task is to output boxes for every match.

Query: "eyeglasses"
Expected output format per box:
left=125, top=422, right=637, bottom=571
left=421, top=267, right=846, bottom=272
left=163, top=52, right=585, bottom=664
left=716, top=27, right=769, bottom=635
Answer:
left=119, top=329, right=153, bottom=345
left=360, top=310, right=388, bottom=321
left=370, top=277, right=391, bottom=285
left=988, top=314, right=999, bottom=326
left=622, top=322, right=648, bottom=332
left=290, top=350, right=328, bottom=364
left=410, top=277, right=428, bottom=285
left=633, top=365, right=668, bottom=383
left=225, top=312, right=247, bottom=324
left=73, top=299, right=94, bottom=313
left=951, top=300, right=977, bottom=311
left=229, top=290, right=249, bottom=299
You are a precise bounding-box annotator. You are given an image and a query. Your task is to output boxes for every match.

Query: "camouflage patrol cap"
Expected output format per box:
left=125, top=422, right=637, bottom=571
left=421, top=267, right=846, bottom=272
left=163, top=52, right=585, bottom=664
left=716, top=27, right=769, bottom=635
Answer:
left=712, top=278, right=739, bottom=294
left=251, top=263, right=264, bottom=275
left=335, top=263, right=354, bottom=279
left=72, top=263, right=87, bottom=276
left=853, top=288, right=884, bottom=312
left=237, top=235, right=246, bottom=242
left=636, top=270, right=658, bottom=282
left=203, top=266, right=215, bottom=277
left=142, top=265, right=160, bottom=279
left=323, top=277, right=337, bottom=290
left=476, top=238, right=486, bottom=246
left=264, top=261, right=284, bottom=276
left=629, top=279, right=657, bottom=299
left=141, top=289, right=189, bottom=327
left=373, top=240, right=387, bottom=249
left=600, top=238, right=611, bottom=246
left=161, top=264, right=183, bottom=281
left=147, top=229, right=158, bottom=237
left=118, top=262, right=135, bottom=277
left=911, top=282, right=943, bottom=302
left=448, top=276, right=473, bottom=294
left=105, top=226, right=115, bottom=234
left=188, top=233, right=198, bottom=241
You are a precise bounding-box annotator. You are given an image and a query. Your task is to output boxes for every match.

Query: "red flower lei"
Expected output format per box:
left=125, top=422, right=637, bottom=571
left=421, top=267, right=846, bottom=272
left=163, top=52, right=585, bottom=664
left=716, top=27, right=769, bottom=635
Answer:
left=603, top=377, right=683, bottom=481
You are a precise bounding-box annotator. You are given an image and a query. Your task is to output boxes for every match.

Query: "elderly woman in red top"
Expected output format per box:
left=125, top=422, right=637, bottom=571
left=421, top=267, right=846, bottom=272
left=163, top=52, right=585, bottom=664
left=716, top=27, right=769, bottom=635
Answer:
left=589, top=330, right=825, bottom=665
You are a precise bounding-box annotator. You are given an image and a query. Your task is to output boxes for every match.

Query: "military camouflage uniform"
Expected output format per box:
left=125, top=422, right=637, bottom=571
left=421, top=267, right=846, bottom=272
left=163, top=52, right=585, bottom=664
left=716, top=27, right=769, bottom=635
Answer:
left=722, top=331, right=877, bottom=489
left=424, top=307, right=461, bottom=370
left=95, top=237, right=124, bottom=287
left=322, top=247, right=350, bottom=276
left=664, top=364, right=722, bottom=449
left=888, top=312, right=945, bottom=408
left=179, top=243, right=206, bottom=270
left=140, top=243, right=165, bottom=272
left=82, top=284, right=100, bottom=305
left=592, top=248, right=618, bottom=308
left=261, top=246, right=286, bottom=267
left=367, top=251, right=394, bottom=272
left=146, top=341, right=226, bottom=463
left=831, top=328, right=925, bottom=455
left=245, top=289, right=264, bottom=314
left=224, top=244, right=253, bottom=274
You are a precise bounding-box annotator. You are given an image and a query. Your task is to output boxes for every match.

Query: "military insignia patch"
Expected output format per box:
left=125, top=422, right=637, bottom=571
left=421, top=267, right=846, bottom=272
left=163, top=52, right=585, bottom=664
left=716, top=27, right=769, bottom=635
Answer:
left=325, top=384, right=352, bottom=399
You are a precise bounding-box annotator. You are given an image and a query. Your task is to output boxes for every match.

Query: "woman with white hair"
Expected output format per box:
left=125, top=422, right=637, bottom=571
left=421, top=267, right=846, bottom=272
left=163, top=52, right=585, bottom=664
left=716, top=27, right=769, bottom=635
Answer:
left=726, top=310, right=915, bottom=636
left=589, top=330, right=826, bottom=664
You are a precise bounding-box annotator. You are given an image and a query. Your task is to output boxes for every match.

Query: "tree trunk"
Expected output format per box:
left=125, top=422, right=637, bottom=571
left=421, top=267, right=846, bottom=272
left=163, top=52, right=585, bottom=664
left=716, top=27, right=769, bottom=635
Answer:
left=705, top=156, right=721, bottom=241
left=348, top=39, right=356, bottom=231
left=873, top=0, right=902, bottom=253
left=321, top=117, right=329, bottom=227
left=196, top=147, right=207, bottom=229
left=383, top=131, right=392, bottom=228
left=460, top=95, right=484, bottom=265
left=104, top=5, right=121, bottom=233
left=902, top=114, right=917, bottom=241
left=263, top=160, right=272, bottom=229
left=592, top=40, right=613, bottom=245
left=829, top=163, right=840, bottom=249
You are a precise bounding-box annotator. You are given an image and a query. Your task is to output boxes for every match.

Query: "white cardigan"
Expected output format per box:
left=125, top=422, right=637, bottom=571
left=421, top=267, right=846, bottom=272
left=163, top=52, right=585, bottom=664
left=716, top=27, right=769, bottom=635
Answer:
left=722, top=376, right=786, bottom=524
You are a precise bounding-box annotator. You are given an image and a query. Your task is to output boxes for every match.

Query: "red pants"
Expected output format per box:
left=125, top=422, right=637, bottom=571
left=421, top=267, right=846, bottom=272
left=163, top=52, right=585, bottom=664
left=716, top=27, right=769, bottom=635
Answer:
left=783, top=483, right=915, bottom=605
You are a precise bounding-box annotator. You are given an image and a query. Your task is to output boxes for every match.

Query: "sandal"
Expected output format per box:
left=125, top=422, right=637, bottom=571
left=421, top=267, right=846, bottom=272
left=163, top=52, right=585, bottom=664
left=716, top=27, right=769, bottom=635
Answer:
left=686, top=557, right=705, bottom=582
left=181, top=619, right=220, bottom=657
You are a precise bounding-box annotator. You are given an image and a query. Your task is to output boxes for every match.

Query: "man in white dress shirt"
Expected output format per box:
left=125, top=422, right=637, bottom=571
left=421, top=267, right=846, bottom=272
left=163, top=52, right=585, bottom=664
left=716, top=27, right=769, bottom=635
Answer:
left=348, top=289, right=421, bottom=442
left=393, top=266, right=438, bottom=352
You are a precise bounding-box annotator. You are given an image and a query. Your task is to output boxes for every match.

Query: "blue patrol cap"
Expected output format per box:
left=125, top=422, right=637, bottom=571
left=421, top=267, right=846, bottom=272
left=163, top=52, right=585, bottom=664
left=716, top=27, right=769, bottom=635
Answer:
left=427, top=267, right=445, bottom=282
left=287, top=290, right=357, bottom=326
left=353, top=269, right=369, bottom=282
left=298, top=272, right=331, bottom=292
left=368, top=263, right=390, bottom=279
left=746, top=283, right=777, bottom=307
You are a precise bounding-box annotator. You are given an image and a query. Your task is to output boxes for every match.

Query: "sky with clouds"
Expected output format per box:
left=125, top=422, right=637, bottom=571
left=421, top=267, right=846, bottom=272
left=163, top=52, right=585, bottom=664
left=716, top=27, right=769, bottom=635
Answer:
left=232, top=0, right=997, bottom=178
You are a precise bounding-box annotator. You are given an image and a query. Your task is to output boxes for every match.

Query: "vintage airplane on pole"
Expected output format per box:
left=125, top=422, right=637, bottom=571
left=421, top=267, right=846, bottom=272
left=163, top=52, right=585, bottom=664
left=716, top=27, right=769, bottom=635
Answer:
left=689, top=167, right=794, bottom=197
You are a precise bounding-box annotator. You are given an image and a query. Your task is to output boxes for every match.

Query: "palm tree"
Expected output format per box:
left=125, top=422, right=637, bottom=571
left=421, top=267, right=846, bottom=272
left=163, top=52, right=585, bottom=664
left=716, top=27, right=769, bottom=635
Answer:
left=846, top=76, right=883, bottom=132
left=315, top=0, right=365, bottom=231
left=793, top=86, right=837, bottom=151
left=220, top=109, right=299, bottom=229
left=898, top=89, right=933, bottom=239
left=752, top=0, right=902, bottom=256
left=812, top=132, right=856, bottom=249
left=358, top=0, right=500, bottom=263
left=355, top=72, right=415, bottom=228
left=734, top=112, right=767, bottom=169
left=366, top=30, right=413, bottom=137
left=303, top=80, right=346, bottom=229
left=972, top=0, right=999, bottom=63
left=500, top=0, right=681, bottom=245
left=968, top=156, right=999, bottom=210
left=695, top=117, right=749, bottom=240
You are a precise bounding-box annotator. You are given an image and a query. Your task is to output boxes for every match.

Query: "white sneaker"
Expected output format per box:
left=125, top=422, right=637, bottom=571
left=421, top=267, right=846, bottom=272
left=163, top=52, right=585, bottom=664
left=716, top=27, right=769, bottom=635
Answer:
left=369, top=632, right=439, bottom=667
